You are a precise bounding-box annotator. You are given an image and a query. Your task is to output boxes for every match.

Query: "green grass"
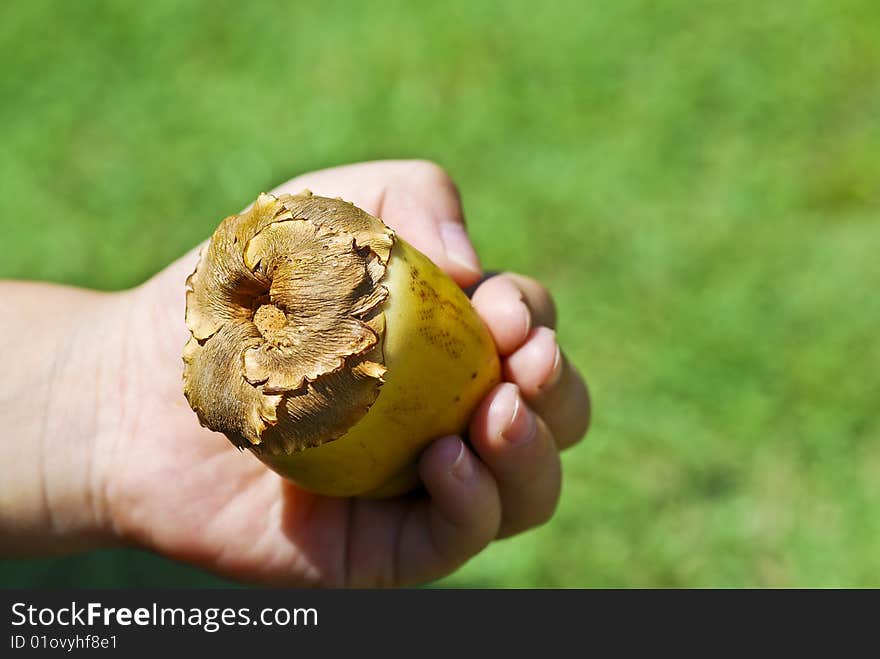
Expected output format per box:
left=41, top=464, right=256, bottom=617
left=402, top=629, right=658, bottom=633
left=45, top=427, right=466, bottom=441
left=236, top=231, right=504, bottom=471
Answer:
left=2, top=0, right=879, bottom=587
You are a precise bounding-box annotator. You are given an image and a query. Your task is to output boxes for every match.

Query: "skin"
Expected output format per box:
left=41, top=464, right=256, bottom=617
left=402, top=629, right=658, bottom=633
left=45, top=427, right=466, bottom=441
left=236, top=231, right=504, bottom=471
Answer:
left=0, top=160, right=590, bottom=587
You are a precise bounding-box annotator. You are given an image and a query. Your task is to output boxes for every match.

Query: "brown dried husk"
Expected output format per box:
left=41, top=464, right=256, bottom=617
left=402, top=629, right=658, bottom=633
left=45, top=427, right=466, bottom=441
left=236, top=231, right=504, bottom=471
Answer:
left=182, top=191, right=395, bottom=455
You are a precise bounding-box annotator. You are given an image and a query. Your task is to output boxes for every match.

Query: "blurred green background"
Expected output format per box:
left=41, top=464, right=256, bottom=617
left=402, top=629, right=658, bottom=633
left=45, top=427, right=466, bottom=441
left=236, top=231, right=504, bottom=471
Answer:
left=2, top=0, right=879, bottom=587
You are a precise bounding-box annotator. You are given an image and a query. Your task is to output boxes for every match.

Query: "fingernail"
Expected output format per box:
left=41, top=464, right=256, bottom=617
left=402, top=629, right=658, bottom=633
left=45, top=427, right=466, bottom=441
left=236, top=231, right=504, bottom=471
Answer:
left=517, top=298, right=532, bottom=343
left=439, top=436, right=473, bottom=482
left=522, top=327, right=562, bottom=391
left=440, top=221, right=482, bottom=276
left=492, top=383, right=537, bottom=446
left=540, top=332, right=564, bottom=391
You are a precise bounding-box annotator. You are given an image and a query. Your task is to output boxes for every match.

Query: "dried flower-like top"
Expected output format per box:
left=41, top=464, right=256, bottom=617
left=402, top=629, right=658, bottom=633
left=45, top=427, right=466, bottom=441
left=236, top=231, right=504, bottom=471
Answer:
left=182, top=191, right=395, bottom=455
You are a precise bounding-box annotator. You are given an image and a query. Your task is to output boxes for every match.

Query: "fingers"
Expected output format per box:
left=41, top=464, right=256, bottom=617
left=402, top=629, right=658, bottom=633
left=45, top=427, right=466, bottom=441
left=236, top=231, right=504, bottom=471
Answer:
left=504, top=327, right=590, bottom=449
left=471, top=273, right=557, bottom=355
left=470, top=272, right=589, bottom=449
left=271, top=160, right=483, bottom=287
left=393, top=436, right=501, bottom=585
left=468, top=383, right=562, bottom=538
left=389, top=380, right=566, bottom=585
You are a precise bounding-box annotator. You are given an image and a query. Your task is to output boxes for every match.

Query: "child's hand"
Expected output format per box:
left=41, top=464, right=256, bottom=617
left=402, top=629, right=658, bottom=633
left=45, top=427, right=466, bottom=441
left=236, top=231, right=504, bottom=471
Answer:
left=0, top=160, right=590, bottom=587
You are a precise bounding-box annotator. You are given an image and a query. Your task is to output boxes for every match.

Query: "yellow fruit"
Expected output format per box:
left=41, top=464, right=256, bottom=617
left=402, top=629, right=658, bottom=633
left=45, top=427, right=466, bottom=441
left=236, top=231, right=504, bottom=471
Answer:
left=182, top=191, right=500, bottom=497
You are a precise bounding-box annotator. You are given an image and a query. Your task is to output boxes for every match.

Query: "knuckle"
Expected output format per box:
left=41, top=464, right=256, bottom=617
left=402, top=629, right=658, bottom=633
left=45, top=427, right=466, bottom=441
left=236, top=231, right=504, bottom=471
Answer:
left=531, top=505, right=556, bottom=530
left=407, top=159, right=459, bottom=192
left=558, top=376, right=591, bottom=449
left=501, top=494, right=559, bottom=537
left=474, top=273, right=522, bottom=304
left=506, top=273, right=557, bottom=327
left=529, top=480, right=562, bottom=531
left=560, top=420, right=590, bottom=450
left=451, top=506, right=500, bottom=562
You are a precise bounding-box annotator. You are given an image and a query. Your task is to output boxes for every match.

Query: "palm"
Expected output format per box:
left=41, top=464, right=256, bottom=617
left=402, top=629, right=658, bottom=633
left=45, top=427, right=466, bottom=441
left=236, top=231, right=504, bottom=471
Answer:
left=110, top=346, right=355, bottom=586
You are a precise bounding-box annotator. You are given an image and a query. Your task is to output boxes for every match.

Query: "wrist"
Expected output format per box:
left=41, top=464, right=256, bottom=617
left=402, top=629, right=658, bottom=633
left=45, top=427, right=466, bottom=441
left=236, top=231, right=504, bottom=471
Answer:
left=0, top=284, right=135, bottom=556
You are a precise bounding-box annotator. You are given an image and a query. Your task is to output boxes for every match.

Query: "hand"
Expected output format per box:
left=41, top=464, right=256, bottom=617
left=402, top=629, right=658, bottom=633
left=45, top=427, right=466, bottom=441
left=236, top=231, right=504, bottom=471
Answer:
left=4, top=160, right=590, bottom=586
